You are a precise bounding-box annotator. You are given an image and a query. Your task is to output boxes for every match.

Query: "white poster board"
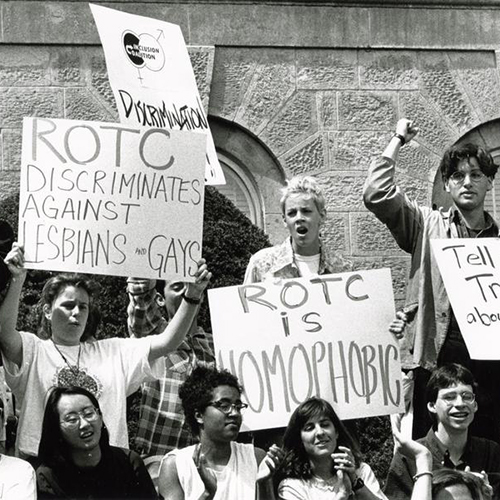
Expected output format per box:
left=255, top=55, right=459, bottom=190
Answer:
left=90, top=3, right=225, bottom=186
left=19, top=117, right=206, bottom=281
left=208, top=269, right=403, bottom=431
left=432, top=238, right=500, bottom=359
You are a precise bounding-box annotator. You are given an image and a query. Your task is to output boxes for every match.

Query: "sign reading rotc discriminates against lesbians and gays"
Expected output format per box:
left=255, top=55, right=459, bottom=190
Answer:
left=432, top=238, right=500, bottom=360
left=19, top=117, right=206, bottom=282
left=208, top=269, right=403, bottom=431
left=90, top=3, right=225, bottom=186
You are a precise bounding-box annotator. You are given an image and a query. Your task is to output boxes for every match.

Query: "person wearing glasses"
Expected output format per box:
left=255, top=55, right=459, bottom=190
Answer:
left=36, top=386, right=157, bottom=499
left=384, top=363, right=500, bottom=500
left=364, top=119, right=500, bottom=443
left=157, top=365, right=284, bottom=500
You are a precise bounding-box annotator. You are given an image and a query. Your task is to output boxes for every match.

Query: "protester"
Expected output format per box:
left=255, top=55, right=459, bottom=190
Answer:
left=158, top=365, right=283, bottom=500
left=127, top=276, right=214, bottom=485
left=364, top=118, right=500, bottom=442
left=244, top=175, right=351, bottom=283
left=276, top=397, right=387, bottom=500
left=0, top=452, right=36, bottom=500
left=0, top=242, right=211, bottom=459
left=36, top=385, right=157, bottom=499
left=384, top=363, right=500, bottom=500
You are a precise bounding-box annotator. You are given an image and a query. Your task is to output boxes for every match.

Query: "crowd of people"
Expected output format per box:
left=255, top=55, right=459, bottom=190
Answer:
left=0, top=117, right=499, bottom=499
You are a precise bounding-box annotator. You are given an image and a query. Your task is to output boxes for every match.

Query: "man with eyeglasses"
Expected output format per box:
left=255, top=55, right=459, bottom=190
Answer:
left=364, top=118, right=500, bottom=444
left=384, top=363, right=500, bottom=500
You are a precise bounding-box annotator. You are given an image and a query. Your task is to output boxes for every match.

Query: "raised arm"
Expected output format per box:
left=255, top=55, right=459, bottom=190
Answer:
left=0, top=243, right=25, bottom=366
left=148, top=259, right=211, bottom=362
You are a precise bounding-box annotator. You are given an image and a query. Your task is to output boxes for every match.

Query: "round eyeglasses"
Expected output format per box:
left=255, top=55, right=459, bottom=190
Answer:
left=207, top=401, right=249, bottom=415
left=439, top=391, right=475, bottom=406
left=449, top=171, right=486, bottom=185
left=60, top=407, right=100, bottom=428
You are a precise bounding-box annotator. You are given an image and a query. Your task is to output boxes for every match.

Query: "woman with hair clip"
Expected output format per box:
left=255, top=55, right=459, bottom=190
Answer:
left=276, top=397, right=387, bottom=500
left=36, top=386, right=157, bottom=499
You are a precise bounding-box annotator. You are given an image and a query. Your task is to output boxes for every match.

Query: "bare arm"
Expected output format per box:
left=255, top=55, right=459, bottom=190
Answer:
left=158, top=455, right=185, bottom=500
left=148, top=259, right=211, bottom=362
left=0, top=243, right=26, bottom=367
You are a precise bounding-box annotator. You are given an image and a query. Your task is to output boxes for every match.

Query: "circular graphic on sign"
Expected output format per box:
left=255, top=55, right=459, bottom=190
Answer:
left=122, top=31, right=165, bottom=72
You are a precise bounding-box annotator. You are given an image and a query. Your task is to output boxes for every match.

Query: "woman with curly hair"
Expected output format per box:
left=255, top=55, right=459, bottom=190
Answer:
left=158, top=365, right=283, bottom=500
left=277, top=397, right=386, bottom=500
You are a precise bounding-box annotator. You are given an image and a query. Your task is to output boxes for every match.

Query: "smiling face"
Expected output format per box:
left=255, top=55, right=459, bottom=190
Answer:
left=445, top=157, right=492, bottom=214
left=428, top=383, right=477, bottom=434
left=44, top=286, right=90, bottom=346
left=58, top=394, right=102, bottom=453
left=283, top=193, right=325, bottom=256
left=300, top=414, right=338, bottom=461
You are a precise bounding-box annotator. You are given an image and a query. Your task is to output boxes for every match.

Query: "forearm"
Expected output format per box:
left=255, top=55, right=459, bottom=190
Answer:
left=0, top=275, right=24, bottom=365
left=410, top=452, right=432, bottom=500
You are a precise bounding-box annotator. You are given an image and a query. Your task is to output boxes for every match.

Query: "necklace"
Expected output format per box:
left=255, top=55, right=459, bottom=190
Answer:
left=51, top=339, right=82, bottom=376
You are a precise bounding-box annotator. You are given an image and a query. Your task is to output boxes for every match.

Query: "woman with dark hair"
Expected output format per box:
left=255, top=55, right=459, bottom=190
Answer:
left=158, top=365, right=283, bottom=500
left=277, top=397, right=386, bottom=500
left=0, top=242, right=211, bottom=459
left=36, top=386, right=157, bottom=499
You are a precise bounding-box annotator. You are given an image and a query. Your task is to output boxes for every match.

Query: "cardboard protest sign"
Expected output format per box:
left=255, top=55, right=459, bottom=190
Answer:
left=431, top=238, right=500, bottom=359
left=19, top=117, right=206, bottom=281
left=90, top=3, right=225, bottom=186
left=208, top=269, right=402, bottom=431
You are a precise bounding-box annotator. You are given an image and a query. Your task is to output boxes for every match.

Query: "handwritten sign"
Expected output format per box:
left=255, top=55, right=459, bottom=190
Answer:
left=19, top=117, right=206, bottom=281
left=432, top=238, right=500, bottom=359
left=208, top=269, right=402, bottom=431
left=90, top=3, right=225, bottom=186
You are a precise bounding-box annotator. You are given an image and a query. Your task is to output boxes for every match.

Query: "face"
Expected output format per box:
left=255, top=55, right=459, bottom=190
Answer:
left=428, top=383, right=477, bottom=433
left=197, top=385, right=243, bottom=443
left=160, top=281, right=186, bottom=320
left=434, top=484, right=479, bottom=500
left=58, top=394, right=102, bottom=453
left=445, top=157, right=492, bottom=213
left=300, top=414, right=338, bottom=460
left=283, top=193, right=324, bottom=256
left=45, top=286, right=90, bottom=346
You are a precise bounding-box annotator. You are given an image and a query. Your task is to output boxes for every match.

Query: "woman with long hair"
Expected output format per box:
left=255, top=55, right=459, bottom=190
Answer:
left=277, top=397, right=386, bottom=500
left=36, top=386, right=157, bottom=499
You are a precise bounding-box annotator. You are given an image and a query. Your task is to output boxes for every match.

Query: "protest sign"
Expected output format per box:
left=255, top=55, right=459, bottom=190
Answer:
left=90, top=3, right=225, bottom=186
left=19, top=117, right=206, bottom=281
left=432, top=238, right=500, bottom=359
left=208, top=269, right=402, bottom=431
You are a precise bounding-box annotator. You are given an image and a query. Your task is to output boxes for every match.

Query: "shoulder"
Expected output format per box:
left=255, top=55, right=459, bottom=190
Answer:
left=278, top=477, right=307, bottom=494
left=254, top=446, right=267, bottom=465
left=2, top=455, right=35, bottom=474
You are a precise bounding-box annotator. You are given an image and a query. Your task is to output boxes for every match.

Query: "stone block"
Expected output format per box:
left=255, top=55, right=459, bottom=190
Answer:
left=64, top=88, right=117, bottom=122
left=264, top=213, right=288, bottom=246
left=0, top=88, right=64, bottom=128
left=50, top=47, right=85, bottom=86
left=0, top=47, right=51, bottom=86
left=338, top=91, right=397, bottom=131
left=351, top=213, right=407, bottom=256
left=321, top=213, right=350, bottom=254
left=0, top=172, right=20, bottom=202
left=359, top=50, right=419, bottom=90
left=262, top=91, right=317, bottom=156
left=2, top=129, right=22, bottom=172
left=394, top=173, right=432, bottom=207
left=327, top=130, right=389, bottom=171
left=319, top=92, right=337, bottom=130
left=296, top=49, right=357, bottom=90
left=281, top=134, right=326, bottom=177
left=396, top=143, right=441, bottom=182
left=319, top=171, right=367, bottom=212
left=188, top=46, right=215, bottom=113
left=90, top=53, right=117, bottom=112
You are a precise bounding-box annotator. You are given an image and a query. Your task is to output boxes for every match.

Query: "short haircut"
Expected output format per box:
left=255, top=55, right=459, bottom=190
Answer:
left=426, top=363, right=477, bottom=406
left=440, top=143, right=498, bottom=182
left=277, top=397, right=362, bottom=482
left=38, top=386, right=110, bottom=469
left=432, top=468, right=484, bottom=500
left=179, top=365, right=242, bottom=436
left=38, top=273, right=100, bottom=341
left=280, top=176, right=326, bottom=216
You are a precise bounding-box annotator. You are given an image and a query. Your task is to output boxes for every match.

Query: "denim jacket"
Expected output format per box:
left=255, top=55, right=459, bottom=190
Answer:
left=363, top=156, right=499, bottom=371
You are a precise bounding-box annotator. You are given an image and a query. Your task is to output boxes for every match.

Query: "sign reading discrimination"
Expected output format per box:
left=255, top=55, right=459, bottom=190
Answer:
left=208, top=269, right=402, bottom=431
left=432, top=238, right=500, bottom=359
left=90, top=3, right=225, bottom=186
left=19, top=117, right=206, bottom=281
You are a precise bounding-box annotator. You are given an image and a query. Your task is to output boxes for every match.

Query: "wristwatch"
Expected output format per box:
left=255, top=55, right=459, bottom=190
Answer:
left=352, top=477, right=365, bottom=492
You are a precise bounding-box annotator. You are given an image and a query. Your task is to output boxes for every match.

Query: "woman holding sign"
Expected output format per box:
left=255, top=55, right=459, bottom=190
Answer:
left=277, top=397, right=387, bottom=500
left=0, top=242, right=211, bottom=460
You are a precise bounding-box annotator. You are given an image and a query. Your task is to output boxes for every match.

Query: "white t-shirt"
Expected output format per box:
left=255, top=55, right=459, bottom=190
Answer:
left=294, top=254, right=320, bottom=277
left=0, top=454, right=36, bottom=500
left=2, top=331, right=164, bottom=457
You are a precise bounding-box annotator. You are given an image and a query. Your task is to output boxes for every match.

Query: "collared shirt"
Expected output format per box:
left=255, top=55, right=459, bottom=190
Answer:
left=243, top=237, right=352, bottom=284
left=384, top=428, right=500, bottom=500
left=127, top=279, right=214, bottom=456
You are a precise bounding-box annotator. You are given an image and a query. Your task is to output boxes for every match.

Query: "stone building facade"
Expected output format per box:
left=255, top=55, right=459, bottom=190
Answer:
left=1, top=0, right=500, bottom=308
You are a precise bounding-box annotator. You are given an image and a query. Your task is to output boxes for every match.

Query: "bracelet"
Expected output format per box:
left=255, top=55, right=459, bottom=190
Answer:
left=413, top=471, right=433, bottom=482
left=393, top=133, right=406, bottom=145
left=182, top=292, right=201, bottom=305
